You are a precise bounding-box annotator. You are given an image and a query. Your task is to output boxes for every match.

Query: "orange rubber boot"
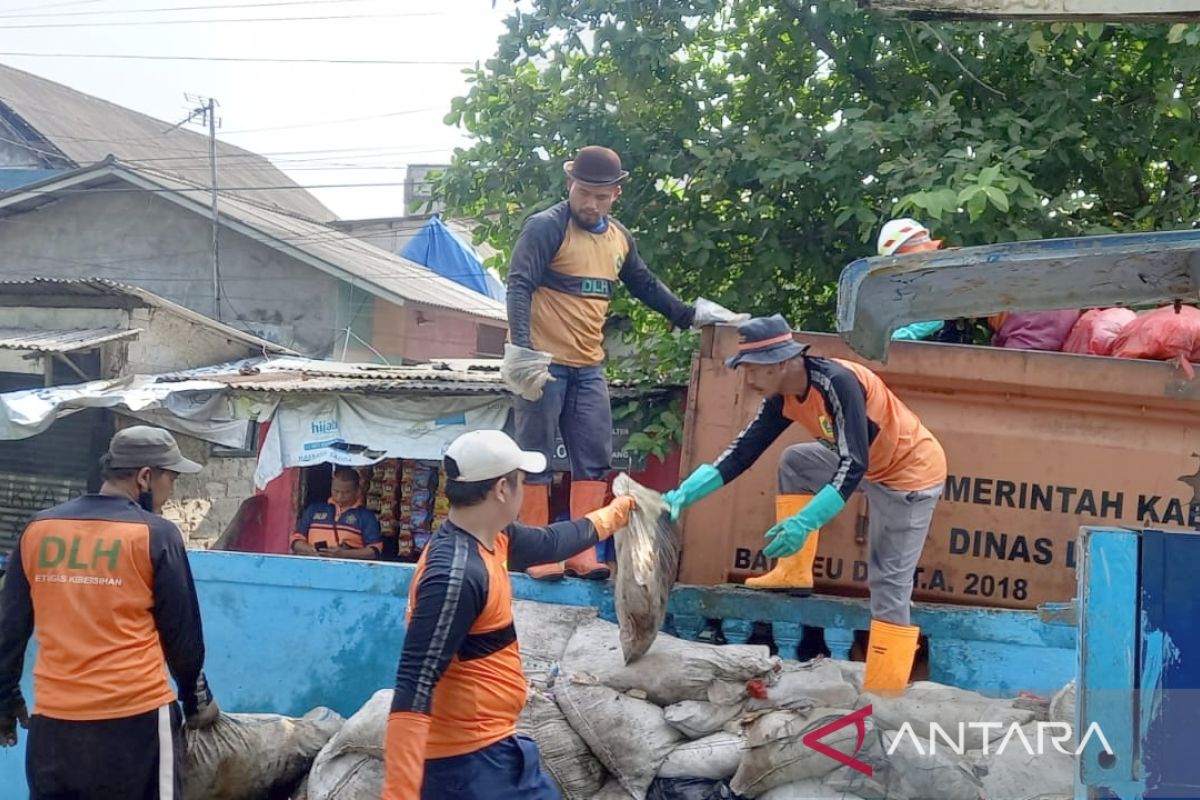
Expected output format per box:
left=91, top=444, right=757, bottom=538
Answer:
left=744, top=494, right=818, bottom=596
left=564, top=480, right=612, bottom=581
left=521, top=483, right=563, bottom=581
left=863, top=619, right=921, bottom=696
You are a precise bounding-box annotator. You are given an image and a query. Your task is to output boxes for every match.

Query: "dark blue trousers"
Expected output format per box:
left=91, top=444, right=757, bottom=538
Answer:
left=421, top=735, right=560, bottom=800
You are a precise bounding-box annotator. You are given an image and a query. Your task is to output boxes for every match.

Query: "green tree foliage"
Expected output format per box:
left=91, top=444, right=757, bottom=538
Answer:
left=437, top=1, right=1200, bottom=448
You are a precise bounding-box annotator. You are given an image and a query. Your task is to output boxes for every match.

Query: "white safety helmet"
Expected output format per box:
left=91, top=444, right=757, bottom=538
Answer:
left=877, top=218, right=933, bottom=257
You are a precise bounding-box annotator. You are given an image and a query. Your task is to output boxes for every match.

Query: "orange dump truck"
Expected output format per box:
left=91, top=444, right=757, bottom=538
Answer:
left=676, top=324, right=1200, bottom=611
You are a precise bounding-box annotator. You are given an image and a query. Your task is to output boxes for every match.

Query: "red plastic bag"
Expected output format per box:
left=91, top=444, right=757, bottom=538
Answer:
left=1062, top=308, right=1137, bottom=356
left=1111, top=305, right=1200, bottom=365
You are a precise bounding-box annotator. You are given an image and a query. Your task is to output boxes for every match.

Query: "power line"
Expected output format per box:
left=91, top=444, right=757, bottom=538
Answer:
left=0, top=0, right=370, bottom=20
left=222, top=108, right=440, bottom=135
left=0, top=51, right=473, bottom=65
left=0, top=10, right=453, bottom=29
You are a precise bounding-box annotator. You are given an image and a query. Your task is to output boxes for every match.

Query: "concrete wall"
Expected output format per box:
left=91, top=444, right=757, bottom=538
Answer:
left=162, top=435, right=258, bottom=549
left=356, top=298, right=495, bottom=362
left=0, top=190, right=341, bottom=356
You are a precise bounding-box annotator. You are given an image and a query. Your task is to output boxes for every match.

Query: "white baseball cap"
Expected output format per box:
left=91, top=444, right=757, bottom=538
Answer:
left=443, top=430, right=547, bottom=482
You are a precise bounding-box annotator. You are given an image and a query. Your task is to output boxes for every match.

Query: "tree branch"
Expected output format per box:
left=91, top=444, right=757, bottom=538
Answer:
left=919, top=22, right=1008, bottom=100
left=781, top=0, right=877, bottom=93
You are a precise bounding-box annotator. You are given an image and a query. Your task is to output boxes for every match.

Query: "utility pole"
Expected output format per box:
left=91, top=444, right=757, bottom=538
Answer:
left=170, top=95, right=222, bottom=321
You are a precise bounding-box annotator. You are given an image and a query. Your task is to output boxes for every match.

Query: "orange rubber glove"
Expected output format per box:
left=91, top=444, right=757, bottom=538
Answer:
left=382, top=712, right=431, bottom=800
left=584, top=496, right=636, bottom=540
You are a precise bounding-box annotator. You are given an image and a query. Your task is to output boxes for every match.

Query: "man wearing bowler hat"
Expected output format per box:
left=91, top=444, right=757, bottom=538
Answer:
left=502, top=144, right=744, bottom=581
left=663, top=315, right=947, bottom=696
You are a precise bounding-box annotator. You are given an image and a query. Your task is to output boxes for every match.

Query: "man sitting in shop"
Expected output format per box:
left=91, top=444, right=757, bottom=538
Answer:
left=291, top=466, right=383, bottom=560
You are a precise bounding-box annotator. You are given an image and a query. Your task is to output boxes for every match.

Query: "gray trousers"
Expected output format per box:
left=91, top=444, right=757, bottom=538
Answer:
left=778, top=443, right=942, bottom=626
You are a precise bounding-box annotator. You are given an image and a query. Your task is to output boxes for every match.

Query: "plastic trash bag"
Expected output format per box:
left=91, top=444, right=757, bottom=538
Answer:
left=612, top=473, right=682, bottom=664
left=647, top=777, right=742, bottom=800
left=891, top=320, right=945, bottom=341
left=501, top=343, right=555, bottom=401
left=1111, top=304, right=1200, bottom=366
left=693, top=298, right=751, bottom=328
left=1062, top=308, right=1137, bottom=356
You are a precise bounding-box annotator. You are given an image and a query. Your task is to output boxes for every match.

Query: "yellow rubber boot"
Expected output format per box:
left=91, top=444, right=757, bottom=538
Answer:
left=863, top=619, right=920, bottom=696
left=520, top=484, right=564, bottom=581
left=564, top=480, right=612, bottom=581
left=745, top=494, right=818, bottom=596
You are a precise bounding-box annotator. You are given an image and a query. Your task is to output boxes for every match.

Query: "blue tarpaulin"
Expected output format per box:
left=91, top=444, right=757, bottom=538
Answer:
left=400, top=215, right=506, bottom=303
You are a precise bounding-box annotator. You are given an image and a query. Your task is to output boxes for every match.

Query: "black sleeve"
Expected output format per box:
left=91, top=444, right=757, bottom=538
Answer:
left=391, top=535, right=486, bottom=715
left=0, top=534, right=33, bottom=712
left=615, top=224, right=696, bottom=330
left=713, top=395, right=794, bottom=484
left=506, top=207, right=568, bottom=349
left=148, top=517, right=209, bottom=716
left=506, top=520, right=599, bottom=573
left=809, top=367, right=870, bottom=499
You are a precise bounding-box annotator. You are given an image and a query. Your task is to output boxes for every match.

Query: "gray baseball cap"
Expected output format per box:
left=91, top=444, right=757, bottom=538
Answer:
left=106, top=426, right=202, bottom=474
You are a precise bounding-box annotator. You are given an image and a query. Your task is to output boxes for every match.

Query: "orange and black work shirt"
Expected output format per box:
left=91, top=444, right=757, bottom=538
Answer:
left=293, top=500, right=383, bottom=555
left=507, top=201, right=695, bottom=367
left=382, top=518, right=600, bottom=797
left=715, top=357, right=947, bottom=497
left=0, top=494, right=209, bottom=721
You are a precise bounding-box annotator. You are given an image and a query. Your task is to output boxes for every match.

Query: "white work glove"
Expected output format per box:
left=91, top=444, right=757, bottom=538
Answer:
left=692, top=298, right=750, bottom=329
left=501, top=343, right=555, bottom=402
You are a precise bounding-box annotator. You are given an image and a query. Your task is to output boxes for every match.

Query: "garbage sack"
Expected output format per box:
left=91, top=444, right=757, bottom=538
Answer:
left=1050, top=680, right=1076, bottom=748
left=759, top=780, right=866, bottom=799
left=730, top=707, right=869, bottom=798
left=307, top=691, right=391, bottom=800
left=967, top=723, right=1075, bottom=800
left=518, top=686, right=607, bottom=800
left=593, top=777, right=638, bottom=800
left=881, top=728, right=986, bottom=800
left=312, top=689, right=389, bottom=761
left=1062, top=308, right=1137, bottom=356
left=501, top=343, right=555, bottom=401
left=184, top=707, right=344, bottom=800
left=513, top=600, right=598, bottom=688
left=658, top=732, right=745, bottom=780
left=306, top=753, right=382, bottom=800
left=291, top=774, right=309, bottom=800
left=611, top=473, right=680, bottom=664
left=557, top=680, right=685, bottom=800
left=833, top=660, right=865, bottom=696
left=647, top=777, right=740, bottom=800
left=745, top=659, right=858, bottom=713
left=693, top=298, right=750, bottom=328
left=863, top=681, right=1036, bottom=752
left=562, top=617, right=775, bottom=707
left=665, top=700, right=747, bottom=740
left=1112, top=304, right=1200, bottom=365
left=991, top=310, right=1081, bottom=352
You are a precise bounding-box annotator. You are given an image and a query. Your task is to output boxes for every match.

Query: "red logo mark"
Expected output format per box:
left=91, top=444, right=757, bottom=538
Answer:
left=800, top=704, right=873, bottom=777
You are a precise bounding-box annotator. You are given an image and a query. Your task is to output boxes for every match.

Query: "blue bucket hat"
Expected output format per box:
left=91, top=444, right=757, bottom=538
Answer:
left=725, top=314, right=810, bottom=368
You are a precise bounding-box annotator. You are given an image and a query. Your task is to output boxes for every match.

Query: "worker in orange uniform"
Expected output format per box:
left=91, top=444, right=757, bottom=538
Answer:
left=664, top=316, right=947, bottom=695
left=502, top=144, right=744, bottom=581
left=878, top=217, right=951, bottom=342
left=0, top=426, right=219, bottom=799
left=381, top=429, right=635, bottom=800
left=290, top=466, right=383, bottom=560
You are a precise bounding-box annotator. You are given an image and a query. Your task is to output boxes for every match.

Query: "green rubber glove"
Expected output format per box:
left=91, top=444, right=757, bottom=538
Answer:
left=891, top=320, right=944, bottom=341
left=663, top=464, right=724, bottom=521
left=762, top=484, right=846, bottom=559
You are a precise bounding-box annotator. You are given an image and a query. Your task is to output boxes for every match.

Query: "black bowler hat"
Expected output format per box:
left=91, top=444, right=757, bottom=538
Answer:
left=563, top=145, right=630, bottom=186
left=725, top=315, right=811, bottom=368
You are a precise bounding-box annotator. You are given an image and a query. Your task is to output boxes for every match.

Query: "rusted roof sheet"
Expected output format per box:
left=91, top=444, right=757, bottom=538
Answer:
left=0, top=326, right=140, bottom=353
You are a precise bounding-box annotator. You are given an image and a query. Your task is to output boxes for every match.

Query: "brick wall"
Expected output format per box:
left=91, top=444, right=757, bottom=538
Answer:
left=158, top=432, right=258, bottom=549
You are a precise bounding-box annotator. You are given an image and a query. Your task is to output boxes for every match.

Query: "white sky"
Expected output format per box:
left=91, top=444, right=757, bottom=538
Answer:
left=0, top=0, right=515, bottom=219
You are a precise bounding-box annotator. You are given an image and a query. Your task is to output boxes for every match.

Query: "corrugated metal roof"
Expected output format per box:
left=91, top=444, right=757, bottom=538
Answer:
left=0, top=326, right=140, bottom=353
left=155, top=356, right=510, bottom=395
left=0, top=277, right=298, bottom=355
left=0, top=64, right=335, bottom=221
left=0, top=165, right=509, bottom=324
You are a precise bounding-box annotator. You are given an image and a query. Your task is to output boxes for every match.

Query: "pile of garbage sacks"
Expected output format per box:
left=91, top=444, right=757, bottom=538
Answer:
left=183, top=601, right=1077, bottom=800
